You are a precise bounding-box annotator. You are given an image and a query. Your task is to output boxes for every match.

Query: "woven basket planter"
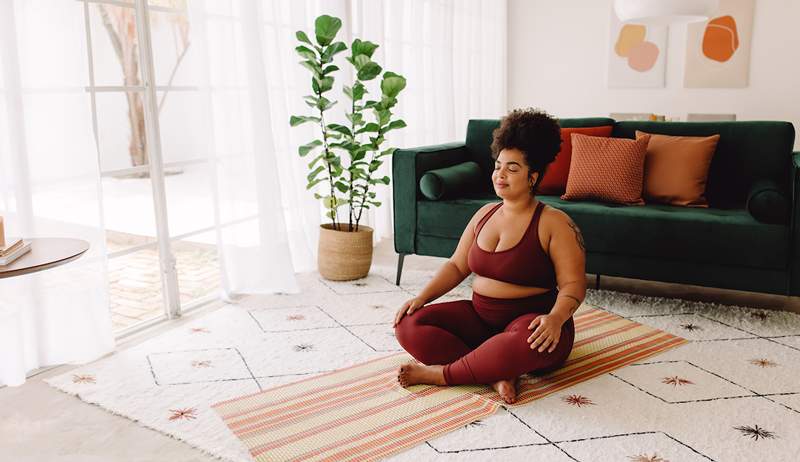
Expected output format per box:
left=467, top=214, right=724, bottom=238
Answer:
left=318, top=224, right=373, bottom=281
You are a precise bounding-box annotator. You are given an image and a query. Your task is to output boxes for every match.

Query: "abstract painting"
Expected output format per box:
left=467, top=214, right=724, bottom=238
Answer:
left=684, top=0, right=755, bottom=88
left=607, top=8, right=668, bottom=88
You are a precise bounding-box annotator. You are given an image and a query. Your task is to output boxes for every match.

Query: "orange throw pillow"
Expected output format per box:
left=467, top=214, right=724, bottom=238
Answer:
left=538, top=125, right=614, bottom=195
left=635, top=130, right=720, bottom=207
left=561, top=133, right=650, bottom=205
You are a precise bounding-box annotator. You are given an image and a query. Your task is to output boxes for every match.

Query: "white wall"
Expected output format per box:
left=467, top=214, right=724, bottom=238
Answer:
left=508, top=0, right=800, bottom=150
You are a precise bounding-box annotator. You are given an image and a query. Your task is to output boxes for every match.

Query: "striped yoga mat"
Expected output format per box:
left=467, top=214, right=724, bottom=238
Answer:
left=212, top=305, right=688, bottom=462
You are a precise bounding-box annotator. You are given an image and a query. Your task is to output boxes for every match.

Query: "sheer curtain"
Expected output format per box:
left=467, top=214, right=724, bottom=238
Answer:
left=0, top=0, right=113, bottom=387
left=0, top=0, right=506, bottom=386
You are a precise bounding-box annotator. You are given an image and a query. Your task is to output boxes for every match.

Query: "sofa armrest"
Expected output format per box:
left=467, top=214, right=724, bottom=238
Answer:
left=392, top=142, right=469, bottom=254
left=791, top=152, right=800, bottom=294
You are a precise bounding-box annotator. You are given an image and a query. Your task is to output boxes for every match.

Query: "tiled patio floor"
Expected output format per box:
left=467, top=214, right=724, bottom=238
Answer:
left=106, top=232, right=220, bottom=332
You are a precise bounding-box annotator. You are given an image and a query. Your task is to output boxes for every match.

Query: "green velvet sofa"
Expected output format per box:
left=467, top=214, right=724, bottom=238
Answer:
left=392, top=118, right=799, bottom=296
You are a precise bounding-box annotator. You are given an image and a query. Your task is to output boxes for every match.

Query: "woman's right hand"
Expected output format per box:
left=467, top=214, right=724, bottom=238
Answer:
left=393, top=297, right=426, bottom=327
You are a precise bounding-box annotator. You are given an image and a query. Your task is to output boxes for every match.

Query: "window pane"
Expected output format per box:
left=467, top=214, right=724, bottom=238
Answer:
left=95, top=91, right=147, bottom=172
left=88, top=3, right=141, bottom=87
left=149, top=7, right=197, bottom=87
left=174, top=230, right=220, bottom=306
left=108, top=246, right=166, bottom=332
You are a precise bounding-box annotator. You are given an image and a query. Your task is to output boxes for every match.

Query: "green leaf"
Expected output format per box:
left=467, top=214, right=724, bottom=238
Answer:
left=307, top=165, right=326, bottom=182
left=351, top=38, right=379, bottom=58
left=314, top=15, right=342, bottom=47
left=334, top=181, right=348, bottom=193
left=380, top=175, right=390, bottom=185
left=295, top=45, right=316, bottom=60
left=377, top=109, right=391, bottom=126
left=322, top=64, right=339, bottom=75
left=308, top=153, right=324, bottom=169
left=298, top=139, right=322, bottom=156
left=379, top=147, right=397, bottom=157
left=357, top=62, right=382, bottom=81
left=321, top=41, right=347, bottom=62
left=325, top=210, right=336, bottom=219
left=355, top=123, right=380, bottom=134
left=318, top=96, right=336, bottom=111
left=314, top=76, right=334, bottom=93
left=386, top=119, right=407, bottom=132
left=296, top=30, right=312, bottom=45
left=345, top=112, right=364, bottom=126
left=289, top=115, right=321, bottom=126
left=306, top=177, right=326, bottom=190
left=381, top=71, right=407, bottom=98
left=352, top=82, right=365, bottom=100
left=353, top=54, right=370, bottom=70
left=327, top=123, right=352, bottom=138
left=380, top=95, right=397, bottom=108
left=300, top=60, right=322, bottom=76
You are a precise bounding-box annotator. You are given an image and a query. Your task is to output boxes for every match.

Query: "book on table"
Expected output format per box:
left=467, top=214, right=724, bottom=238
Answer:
left=0, top=237, right=23, bottom=256
left=0, top=240, right=31, bottom=266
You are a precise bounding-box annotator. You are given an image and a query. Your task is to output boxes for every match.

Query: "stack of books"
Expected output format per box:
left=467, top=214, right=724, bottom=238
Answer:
left=0, top=238, right=31, bottom=266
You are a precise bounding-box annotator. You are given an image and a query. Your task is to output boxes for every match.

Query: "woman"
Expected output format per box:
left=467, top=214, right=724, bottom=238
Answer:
left=393, top=108, right=586, bottom=404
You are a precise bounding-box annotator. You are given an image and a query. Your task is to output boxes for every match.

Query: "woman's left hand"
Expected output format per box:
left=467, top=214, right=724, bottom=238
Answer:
left=527, top=314, right=564, bottom=353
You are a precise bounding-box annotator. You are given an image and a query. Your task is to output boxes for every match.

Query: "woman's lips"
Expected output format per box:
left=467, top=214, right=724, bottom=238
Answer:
left=495, top=183, right=508, bottom=188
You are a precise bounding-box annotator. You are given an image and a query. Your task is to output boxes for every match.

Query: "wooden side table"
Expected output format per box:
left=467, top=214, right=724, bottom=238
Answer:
left=0, top=238, right=90, bottom=279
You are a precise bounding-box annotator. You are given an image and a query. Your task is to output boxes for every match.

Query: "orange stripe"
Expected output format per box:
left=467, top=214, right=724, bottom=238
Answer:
left=213, top=351, right=405, bottom=410
left=232, top=376, right=400, bottom=436
left=227, top=371, right=396, bottom=429
left=518, top=336, right=686, bottom=401
left=249, top=386, right=455, bottom=455
left=574, top=311, right=617, bottom=328
left=323, top=399, right=497, bottom=462
left=574, top=312, right=624, bottom=331
left=573, top=309, right=611, bottom=324
left=345, top=401, right=498, bottom=462
left=574, top=321, right=642, bottom=347
left=287, top=394, right=483, bottom=461
left=562, top=329, right=662, bottom=367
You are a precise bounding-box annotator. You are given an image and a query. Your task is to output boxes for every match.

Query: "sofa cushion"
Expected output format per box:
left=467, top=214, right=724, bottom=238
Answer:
left=416, top=195, right=789, bottom=270
left=538, top=125, right=614, bottom=195
left=561, top=134, right=650, bottom=205
left=635, top=130, right=720, bottom=207
left=419, top=161, right=484, bottom=200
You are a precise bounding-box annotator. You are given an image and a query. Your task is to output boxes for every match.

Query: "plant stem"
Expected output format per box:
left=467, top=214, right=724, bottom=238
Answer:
left=316, top=88, right=338, bottom=231
left=355, top=125, right=384, bottom=230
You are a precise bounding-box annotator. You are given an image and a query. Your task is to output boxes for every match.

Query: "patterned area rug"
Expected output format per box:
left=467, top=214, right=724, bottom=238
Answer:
left=46, top=266, right=800, bottom=461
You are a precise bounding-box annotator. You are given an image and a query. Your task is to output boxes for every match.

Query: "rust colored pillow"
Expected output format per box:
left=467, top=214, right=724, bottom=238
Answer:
left=538, top=125, right=614, bottom=195
left=561, top=133, right=650, bottom=205
left=635, top=130, right=720, bottom=207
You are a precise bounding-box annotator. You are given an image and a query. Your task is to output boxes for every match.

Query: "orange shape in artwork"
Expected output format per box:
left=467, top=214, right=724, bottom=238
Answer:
left=702, top=15, right=739, bottom=62
left=615, top=24, right=646, bottom=57
left=627, top=41, right=659, bottom=72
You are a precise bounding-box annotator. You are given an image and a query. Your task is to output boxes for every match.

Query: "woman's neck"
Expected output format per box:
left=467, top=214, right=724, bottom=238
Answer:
left=501, top=195, right=538, bottom=215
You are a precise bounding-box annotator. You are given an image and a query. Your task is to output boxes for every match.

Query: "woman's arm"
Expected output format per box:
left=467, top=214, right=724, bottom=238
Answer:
left=545, top=209, right=587, bottom=323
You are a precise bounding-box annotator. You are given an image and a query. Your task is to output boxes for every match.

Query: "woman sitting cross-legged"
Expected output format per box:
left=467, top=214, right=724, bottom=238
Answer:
left=393, top=108, right=587, bottom=405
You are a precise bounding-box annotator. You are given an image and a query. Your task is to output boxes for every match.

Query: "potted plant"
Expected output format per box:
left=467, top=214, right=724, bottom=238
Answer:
left=290, top=15, right=406, bottom=281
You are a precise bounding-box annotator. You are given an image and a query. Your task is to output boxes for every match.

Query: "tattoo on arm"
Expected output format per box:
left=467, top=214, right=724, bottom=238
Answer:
left=567, top=220, right=585, bottom=252
left=559, top=294, right=582, bottom=316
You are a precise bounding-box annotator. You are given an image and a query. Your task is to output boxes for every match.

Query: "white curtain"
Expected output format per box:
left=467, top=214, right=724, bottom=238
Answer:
left=0, top=0, right=505, bottom=386
left=0, top=0, right=114, bottom=387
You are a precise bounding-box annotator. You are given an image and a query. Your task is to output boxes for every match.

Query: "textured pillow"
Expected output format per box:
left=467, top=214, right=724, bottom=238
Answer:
left=747, top=179, right=790, bottom=225
left=538, top=125, right=614, bottom=195
left=635, top=130, right=720, bottom=207
left=419, top=161, right=484, bottom=200
left=561, top=133, right=650, bottom=205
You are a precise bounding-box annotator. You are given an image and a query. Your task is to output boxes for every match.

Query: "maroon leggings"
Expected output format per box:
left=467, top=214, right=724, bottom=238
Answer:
left=394, top=290, right=575, bottom=385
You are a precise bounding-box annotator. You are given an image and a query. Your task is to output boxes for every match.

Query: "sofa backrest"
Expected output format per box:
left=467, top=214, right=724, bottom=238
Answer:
left=465, top=118, right=615, bottom=190
left=465, top=118, right=796, bottom=208
left=614, top=121, right=795, bottom=208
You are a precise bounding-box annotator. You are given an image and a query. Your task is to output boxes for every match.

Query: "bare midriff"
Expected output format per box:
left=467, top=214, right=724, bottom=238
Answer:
left=472, top=275, right=553, bottom=299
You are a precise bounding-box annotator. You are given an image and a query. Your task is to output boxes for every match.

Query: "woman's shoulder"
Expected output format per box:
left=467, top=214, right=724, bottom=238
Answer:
left=468, top=201, right=501, bottom=232
left=540, top=203, right=576, bottom=231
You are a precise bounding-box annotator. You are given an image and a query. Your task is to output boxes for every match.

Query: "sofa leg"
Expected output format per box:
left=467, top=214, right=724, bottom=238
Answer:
left=595, top=274, right=601, bottom=290
left=395, top=253, right=406, bottom=286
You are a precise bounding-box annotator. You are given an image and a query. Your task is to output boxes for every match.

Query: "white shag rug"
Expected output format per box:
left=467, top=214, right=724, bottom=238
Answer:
left=46, top=266, right=800, bottom=462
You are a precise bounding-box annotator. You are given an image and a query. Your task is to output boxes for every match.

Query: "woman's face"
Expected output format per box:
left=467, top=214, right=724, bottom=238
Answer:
left=492, top=148, right=537, bottom=198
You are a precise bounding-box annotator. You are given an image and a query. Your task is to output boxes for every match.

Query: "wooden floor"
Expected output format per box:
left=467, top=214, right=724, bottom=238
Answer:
left=1, top=236, right=797, bottom=462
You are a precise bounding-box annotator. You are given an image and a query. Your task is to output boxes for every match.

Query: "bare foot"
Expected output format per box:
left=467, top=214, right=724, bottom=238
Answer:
left=396, top=362, right=446, bottom=387
left=492, top=377, right=519, bottom=404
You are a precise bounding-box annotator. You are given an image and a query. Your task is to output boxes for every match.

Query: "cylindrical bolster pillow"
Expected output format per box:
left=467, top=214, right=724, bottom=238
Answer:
left=419, top=161, right=484, bottom=200
left=746, top=179, right=790, bottom=225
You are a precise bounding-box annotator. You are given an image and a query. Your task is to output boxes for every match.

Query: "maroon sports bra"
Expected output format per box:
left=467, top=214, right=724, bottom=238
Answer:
left=467, top=201, right=557, bottom=288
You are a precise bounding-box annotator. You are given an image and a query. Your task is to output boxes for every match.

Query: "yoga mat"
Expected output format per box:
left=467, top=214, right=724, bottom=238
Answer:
left=213, top=305, right=688, bottom=461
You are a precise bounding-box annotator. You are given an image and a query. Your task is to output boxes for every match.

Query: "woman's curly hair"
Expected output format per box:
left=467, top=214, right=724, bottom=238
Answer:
left=490, top=108, right=562, bottom=194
